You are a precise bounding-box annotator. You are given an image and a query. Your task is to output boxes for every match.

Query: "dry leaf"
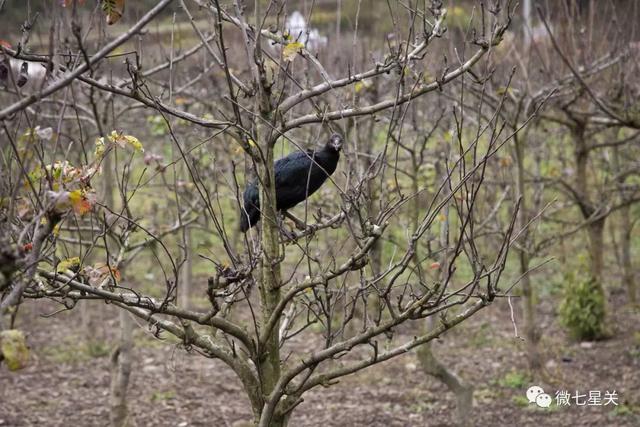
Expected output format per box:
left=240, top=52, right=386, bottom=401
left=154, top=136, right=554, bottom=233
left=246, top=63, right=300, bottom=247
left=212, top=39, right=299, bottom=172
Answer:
left=102, top=0, right=125, bottom=25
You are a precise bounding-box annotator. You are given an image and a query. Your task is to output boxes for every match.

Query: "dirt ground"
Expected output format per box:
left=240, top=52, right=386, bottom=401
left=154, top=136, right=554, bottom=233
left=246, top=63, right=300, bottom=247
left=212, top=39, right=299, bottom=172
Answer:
left=1, top=289, right=639, bottom=427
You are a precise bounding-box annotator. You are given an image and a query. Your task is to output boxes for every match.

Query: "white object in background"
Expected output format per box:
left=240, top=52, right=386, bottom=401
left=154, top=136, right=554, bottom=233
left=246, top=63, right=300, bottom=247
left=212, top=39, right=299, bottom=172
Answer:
left=286, top=11, right=328, bottom=51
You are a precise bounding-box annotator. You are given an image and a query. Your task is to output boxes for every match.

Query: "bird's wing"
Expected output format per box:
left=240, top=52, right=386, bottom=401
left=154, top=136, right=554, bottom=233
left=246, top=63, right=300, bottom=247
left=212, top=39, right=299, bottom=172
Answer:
left=240, top=181, right=260, bottom=231
left=274, top=150, right=315, bottom=185
left=243, top=181, right=259, bottom=207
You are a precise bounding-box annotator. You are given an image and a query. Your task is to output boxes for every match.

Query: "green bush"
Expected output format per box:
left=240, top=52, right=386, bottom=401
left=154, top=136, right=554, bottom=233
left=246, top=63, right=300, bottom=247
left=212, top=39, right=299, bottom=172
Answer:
left=559, top=272, right=606, bottom=340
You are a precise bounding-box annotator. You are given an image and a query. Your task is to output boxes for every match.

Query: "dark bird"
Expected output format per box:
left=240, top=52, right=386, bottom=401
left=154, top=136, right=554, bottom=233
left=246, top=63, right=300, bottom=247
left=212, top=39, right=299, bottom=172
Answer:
left=240, top=133, right=344, bottom=232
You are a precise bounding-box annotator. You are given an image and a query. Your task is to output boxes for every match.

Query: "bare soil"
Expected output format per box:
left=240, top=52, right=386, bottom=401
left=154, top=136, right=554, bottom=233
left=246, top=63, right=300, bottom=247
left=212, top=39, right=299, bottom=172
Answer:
left=1, top=289, right=639, bottom=427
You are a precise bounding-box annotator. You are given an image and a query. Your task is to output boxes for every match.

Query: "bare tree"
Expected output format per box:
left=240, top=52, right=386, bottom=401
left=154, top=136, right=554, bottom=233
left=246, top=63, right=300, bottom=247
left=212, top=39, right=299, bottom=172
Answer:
left=0, top=2, right=528, bottom=426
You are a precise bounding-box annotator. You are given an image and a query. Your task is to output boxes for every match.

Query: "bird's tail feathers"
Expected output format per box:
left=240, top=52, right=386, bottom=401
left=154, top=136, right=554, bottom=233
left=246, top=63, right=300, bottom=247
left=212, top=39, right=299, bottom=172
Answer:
left=240, top=213, right=250, bottom=232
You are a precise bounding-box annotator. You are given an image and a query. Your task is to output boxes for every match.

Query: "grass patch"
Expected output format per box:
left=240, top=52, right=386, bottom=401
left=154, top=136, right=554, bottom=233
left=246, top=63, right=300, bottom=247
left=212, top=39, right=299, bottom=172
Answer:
left=151, top=390, right=176, bottom=402
left=41, top=336, right=110, bottom=364
left=498, top=370, right=530, bottom=389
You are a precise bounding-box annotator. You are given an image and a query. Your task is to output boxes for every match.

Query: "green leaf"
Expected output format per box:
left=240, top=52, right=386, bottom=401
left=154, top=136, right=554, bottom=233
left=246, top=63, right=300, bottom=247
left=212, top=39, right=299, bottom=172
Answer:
left=0, top=330, right=29, bottom=371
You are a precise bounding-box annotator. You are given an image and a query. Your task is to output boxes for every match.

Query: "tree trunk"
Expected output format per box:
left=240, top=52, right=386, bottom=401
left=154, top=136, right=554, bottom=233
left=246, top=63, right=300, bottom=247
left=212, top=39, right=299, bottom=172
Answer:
left=620, top=204, right=636, bottom=303
left=572, top=124, right=607, bottom=309
left=416, top=158, right=473, bottom=427
left=104, top=146, right=134, bottom=427
left=613, top=147, right=636, bottom=304
left=518, top=3, right=542, bottom=371
left=587, top=218, right=606, bottom=283
left=519, top=251, right=541, bottom=369
left=417, top=342, right=473, bottom=426
left=514, top=135, right=541, bottom=371
left=180, top=227, right=193, bottom=309
left=110, top=310, right=133, bottom=427
left=256, top=122, right=285, bottom=427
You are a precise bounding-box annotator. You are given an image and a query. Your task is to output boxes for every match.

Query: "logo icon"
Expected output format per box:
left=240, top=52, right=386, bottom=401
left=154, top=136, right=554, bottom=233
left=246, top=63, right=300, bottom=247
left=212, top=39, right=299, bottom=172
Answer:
left=526, top=385, right=552, bottom=408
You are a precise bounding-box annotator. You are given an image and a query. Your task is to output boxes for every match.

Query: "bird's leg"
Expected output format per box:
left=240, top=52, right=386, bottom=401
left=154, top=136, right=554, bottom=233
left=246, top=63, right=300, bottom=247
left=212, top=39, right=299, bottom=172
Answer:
left=283, top=211, right=307, bottom=230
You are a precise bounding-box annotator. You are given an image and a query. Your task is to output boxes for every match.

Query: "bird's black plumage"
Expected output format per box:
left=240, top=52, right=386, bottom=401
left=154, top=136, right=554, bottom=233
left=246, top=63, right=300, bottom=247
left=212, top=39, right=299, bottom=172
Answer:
left=240, top=134, right=344, bottom=232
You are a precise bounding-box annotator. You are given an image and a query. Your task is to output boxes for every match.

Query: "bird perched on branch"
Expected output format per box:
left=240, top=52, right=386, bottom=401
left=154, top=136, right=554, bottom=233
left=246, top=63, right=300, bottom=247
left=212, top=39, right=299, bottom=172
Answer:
left=240, top=133, right=344, bottom=232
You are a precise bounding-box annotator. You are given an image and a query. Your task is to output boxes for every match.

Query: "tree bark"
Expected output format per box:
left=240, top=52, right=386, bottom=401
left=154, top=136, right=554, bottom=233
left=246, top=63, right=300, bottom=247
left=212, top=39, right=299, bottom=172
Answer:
left=514, top=134, right=541, bottom=371
left=417, top=343, right=473, bottom=426
left=572, top=125, right=607, bottom=289
left=416, top=157, right=473, bottom=427
left=256, top=121, right=286, bottom=427
left=110, top=310, right=133, bottom=427
left=180, top=227, right=193, bottom=309
left=613, top=147, right=636, bottom=304
left=587, top=218, right=606, bottom=282
left=569, top=124, right=607, bottom=338
left=620, top=204, right=636, bottom=303
left=104, top=146, right=134, bottom=427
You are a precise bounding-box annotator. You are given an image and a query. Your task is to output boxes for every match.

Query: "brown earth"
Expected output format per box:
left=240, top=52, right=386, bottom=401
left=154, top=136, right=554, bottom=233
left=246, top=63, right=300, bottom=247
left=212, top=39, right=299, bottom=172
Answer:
left=1, top=289, right=639, bottom=427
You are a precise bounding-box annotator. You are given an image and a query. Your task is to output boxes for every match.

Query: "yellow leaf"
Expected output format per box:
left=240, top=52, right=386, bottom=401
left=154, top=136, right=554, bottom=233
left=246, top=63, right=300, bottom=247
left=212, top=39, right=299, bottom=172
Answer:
left=282, top=41, right=305, bottom=62
left=0, top=330, right=29, bottom=371
left=106, top=131, right=143, bottom=153
left=355, top=79, right=372, bottom=93
left=108, top=130, right=123, bottom=147
left=124, top=135, right=144, bottom=152
left=496, top=86, right=513, bottom=96
left=68, top=189, right=94, bottom=215
left=68, top=189, right=83, bottom=205
left=95, top=137, right=106, bottom=158
left=57, top=257, right=81, bottom=273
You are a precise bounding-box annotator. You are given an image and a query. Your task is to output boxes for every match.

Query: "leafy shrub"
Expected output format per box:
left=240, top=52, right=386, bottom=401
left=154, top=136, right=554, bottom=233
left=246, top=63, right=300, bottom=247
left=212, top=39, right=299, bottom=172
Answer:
left=559, top=272, right=606, bottom=340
